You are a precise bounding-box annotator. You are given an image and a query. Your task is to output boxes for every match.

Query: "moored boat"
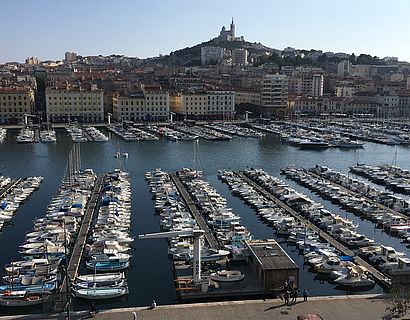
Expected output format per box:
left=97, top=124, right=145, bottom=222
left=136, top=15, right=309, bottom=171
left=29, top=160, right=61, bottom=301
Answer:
left=210, top=270, right=244, bottom=282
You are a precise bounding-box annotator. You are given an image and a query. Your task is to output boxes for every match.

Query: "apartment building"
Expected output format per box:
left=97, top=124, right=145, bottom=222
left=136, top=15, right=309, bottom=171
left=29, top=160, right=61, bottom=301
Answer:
left=0, top=87, right=35, bottom=124
left=113, top=86, right=169, bottom=122
left=232, top=48, right=248, bottom=66
left=46, top=84, right=104, bottom=123
left=261, top=74, right=288, bottom=116
left=170, top=91, right=235, bottom=118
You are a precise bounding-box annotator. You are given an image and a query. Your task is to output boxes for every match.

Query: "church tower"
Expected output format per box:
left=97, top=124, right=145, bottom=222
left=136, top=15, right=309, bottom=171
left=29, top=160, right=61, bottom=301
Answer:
left=230, top=17, right=235, bottom=38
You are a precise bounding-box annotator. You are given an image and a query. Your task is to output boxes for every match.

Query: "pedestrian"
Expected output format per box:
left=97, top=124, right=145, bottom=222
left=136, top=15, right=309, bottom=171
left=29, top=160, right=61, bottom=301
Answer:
left=132, top=311, right=138, bottom=320
left=293, top=289, right=298, bottom=304
left=303, top=289, right=308, bottom=302
left=284, top=291, right=289, bottom=306
left=150, top=299, right=157, bottom=310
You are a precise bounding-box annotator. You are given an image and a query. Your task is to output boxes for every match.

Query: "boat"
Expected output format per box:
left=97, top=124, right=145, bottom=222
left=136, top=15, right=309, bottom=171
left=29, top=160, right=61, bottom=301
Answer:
left=72, top=286, right=128, bottom=300
left=0, top=290, right=49, bottom=306
left=86, top=254, right=130, bottom=272
left=334, top=267, right=375, bottom=288
left=122, top=153, right=128, bottom=158
left=76, top=272, right=125, bottom=283
left=210, top=270, right=244, bottom=282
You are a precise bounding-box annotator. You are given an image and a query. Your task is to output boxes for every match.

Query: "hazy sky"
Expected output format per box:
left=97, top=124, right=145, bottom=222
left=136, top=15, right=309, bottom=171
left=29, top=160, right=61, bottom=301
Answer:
left=1, top=0, right=409, bottom=63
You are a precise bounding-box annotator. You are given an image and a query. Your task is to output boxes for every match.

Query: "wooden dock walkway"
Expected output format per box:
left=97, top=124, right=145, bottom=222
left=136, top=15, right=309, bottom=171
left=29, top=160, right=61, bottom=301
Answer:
left=54, top=174, right=104, bottom=311
left=170, top=173, right=218, bottom=249
left=0, top=178, right=22, bottom=198
left=235, top=171, right=392, bottom=289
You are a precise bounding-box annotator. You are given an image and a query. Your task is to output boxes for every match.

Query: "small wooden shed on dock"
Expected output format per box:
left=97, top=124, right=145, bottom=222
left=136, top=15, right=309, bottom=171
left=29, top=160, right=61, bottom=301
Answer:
left=246, top=239, right=299, bottom=290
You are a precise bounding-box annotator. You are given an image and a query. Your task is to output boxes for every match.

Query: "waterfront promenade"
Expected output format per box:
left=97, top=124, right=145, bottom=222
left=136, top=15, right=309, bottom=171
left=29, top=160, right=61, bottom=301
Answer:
left=0, top=295, right=397, bottom=320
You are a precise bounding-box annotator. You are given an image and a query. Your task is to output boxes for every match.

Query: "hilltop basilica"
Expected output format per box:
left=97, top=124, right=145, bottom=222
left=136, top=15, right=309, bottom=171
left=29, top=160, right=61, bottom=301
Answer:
left=217, top=18, right=244, bottom=42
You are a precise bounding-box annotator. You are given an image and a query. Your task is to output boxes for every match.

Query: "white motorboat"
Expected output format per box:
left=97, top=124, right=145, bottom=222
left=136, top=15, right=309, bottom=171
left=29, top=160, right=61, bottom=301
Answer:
left=334, top=268, right=375, bottom=288
left=77, top=272, right=125, bottom=283
left=210, top=270, right=244, bottom=282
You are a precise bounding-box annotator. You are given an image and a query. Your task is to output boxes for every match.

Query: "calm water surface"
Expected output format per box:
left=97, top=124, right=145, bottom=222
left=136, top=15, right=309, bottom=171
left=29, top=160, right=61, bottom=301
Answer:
left=0, top=129, right=409, bottom=313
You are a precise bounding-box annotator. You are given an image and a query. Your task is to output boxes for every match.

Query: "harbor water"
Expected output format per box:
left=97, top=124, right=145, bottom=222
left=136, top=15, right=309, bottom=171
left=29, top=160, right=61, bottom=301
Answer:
left=0, top=128, right=409, bottom=313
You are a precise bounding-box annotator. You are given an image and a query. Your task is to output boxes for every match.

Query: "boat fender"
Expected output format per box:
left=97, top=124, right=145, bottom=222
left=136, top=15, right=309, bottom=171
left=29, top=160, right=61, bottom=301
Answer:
left=4, top=291, right=11, bottom=296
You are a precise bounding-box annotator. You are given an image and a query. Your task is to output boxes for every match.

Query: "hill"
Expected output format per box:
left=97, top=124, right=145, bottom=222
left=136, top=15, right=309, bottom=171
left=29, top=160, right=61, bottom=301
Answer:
left=156, top=38, right=276, bottom=67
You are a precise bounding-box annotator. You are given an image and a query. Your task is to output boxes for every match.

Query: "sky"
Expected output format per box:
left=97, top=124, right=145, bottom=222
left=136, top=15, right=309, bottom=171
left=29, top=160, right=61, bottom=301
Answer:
left=1, top=0, right=409, bottom=63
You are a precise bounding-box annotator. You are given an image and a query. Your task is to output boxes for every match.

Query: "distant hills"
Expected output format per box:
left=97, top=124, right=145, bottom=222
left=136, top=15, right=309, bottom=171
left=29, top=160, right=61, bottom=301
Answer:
left=149, top=36, right=390, bottom=69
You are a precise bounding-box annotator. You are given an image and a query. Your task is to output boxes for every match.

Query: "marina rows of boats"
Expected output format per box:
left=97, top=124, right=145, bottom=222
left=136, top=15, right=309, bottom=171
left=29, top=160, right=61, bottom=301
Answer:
left=72, top=170, right=132, bottom=300
left=178, top=168, right=253, bottom=261
left=15, top=127, right=57, bottom=143
left=0, top=128, right=6, bottom=142
left=108, top=125, right=158, bottom=141
left=147, top=125, right=197, bottom=141
left=169, top=125, right=231, bottom=141
left=350, top=163, right=410, bottom=195
left=280, top=166, right=410, bottom=277
left=205, top=123, right=265, bottom=138
left=145, top=168, right=246, bottom=282
left=66, top=125, right=108, bottom=143
left=287, top=120, right=410, bottom=146
left=0, top=176, right=43, bottom=231
left=251, top=123, right=364, bottom=149
left=0, top=169, right=96, bottom=306
left=82, top=126, right=109, bottom=142
left=218, top=169, right=376, bottom=289
left=282, top=166, right=410, bottom=236
left=310, top=165, right=410, bottom=217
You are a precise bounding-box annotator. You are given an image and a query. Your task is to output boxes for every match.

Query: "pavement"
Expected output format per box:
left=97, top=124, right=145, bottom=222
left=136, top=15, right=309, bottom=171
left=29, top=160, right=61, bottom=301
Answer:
left=0, top=294, right=407, bottom=320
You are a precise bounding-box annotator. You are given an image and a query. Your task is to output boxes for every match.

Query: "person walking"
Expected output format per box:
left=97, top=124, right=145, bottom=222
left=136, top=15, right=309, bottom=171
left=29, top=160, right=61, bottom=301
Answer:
left=132, top=311, right=138, bottom=320
left=284, top=291, right=289, bottom=306
left=303, top=289, right=308, bottom=302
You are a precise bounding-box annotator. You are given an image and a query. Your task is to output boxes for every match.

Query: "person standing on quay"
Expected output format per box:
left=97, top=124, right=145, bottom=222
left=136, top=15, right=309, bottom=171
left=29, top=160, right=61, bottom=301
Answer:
left=303, top=289, right=308, bottom=302
left=284, top=291, right=289, bottom=306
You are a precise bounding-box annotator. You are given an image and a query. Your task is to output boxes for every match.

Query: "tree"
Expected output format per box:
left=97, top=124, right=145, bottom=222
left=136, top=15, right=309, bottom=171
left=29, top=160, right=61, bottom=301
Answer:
left=349, top=53, right=356, bottom=64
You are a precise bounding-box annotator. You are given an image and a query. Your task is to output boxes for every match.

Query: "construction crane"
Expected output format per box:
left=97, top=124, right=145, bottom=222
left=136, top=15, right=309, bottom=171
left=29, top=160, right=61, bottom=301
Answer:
left=139, top=229, right=205, bottom=284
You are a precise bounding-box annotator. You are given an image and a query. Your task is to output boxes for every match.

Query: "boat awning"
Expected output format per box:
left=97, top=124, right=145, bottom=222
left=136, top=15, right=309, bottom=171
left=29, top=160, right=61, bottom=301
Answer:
left=340, top=255, right=354, bottom=262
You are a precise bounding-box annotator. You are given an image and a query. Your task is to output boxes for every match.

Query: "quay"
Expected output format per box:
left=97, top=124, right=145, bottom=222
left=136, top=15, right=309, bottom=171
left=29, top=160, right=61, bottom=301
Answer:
left=54, top=174, right=105, bottom=311
left=0, top=295, right=391, bottom=320
left=0, top=178, right=22, bottom=198
left=170, top=173, right=218, bottom=249
left=235, top=171, right=392, bottom=289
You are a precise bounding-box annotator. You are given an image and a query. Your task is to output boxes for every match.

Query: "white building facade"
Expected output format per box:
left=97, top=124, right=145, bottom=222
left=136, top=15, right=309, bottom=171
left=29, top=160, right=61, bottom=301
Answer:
left=46, top=86, right=104, bottom=123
